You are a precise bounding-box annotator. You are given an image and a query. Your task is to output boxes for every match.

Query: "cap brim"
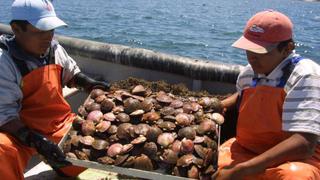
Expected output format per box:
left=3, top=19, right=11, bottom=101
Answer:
left=232, top=36, right=277, bottom=54
left=30, top=16, right=67, bottom=31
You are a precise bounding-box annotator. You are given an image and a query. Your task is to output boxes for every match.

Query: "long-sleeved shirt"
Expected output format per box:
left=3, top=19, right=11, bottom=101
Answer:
left=0, top=34, right=80, bottom=126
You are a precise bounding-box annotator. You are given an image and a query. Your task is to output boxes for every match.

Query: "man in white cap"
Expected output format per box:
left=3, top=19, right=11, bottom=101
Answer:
left=214, top=10, right=320, bottom=179
left=0, top=0, right=109, bottom=178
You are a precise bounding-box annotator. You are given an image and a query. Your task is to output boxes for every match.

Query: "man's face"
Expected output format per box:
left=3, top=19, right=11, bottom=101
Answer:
left=246, top=47, right=287, bottom=75
left=14, top=24, right=54, bottom=57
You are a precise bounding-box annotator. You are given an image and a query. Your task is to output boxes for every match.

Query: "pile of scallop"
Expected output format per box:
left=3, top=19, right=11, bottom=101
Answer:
left=62, top=79, right=224, bottom=179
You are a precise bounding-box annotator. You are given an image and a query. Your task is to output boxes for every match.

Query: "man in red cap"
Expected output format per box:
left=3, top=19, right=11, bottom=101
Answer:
left=215, top=10, right=320, bottom=179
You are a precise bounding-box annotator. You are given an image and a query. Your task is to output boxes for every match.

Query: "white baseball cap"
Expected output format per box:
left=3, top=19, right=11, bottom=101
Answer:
left=11, top=0, right=67, bottom=31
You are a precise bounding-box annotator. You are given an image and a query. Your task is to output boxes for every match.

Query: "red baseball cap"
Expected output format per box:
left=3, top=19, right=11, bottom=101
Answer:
left=232, top=10, right=293, bottom=54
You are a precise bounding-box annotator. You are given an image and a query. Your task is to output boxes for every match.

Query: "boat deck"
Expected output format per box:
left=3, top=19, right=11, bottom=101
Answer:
left=24, top=155, right=120, bottom=179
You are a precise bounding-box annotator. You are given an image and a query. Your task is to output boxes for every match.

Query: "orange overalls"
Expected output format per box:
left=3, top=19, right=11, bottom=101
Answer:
left=0, top=53, right=84, bottom=179
left=219, top=57, right=320, bottom=179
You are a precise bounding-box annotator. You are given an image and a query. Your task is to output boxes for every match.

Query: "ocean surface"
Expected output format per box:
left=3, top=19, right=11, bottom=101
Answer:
left=0, top=0, right=319, bottom=65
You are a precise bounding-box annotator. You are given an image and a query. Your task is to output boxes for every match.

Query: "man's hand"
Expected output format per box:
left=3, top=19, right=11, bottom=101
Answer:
left=14, top=127, right=70, bottom=169
left=68, top=72, right=110, bottom=92
left=89, top=79, right=110, bottom=91
left=212, top=165, right=247, bottom=180
left=221, top=92, right=239, bottom=111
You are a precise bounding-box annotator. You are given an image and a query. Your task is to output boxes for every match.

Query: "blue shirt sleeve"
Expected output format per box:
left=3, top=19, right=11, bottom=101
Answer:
left=0, top=50, right=23, bottom=126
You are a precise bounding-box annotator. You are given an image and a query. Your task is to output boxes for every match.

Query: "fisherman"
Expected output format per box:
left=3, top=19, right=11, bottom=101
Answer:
left=215, top=10, right=320, bottom=179
left=0, top=0, right=109, bottom=179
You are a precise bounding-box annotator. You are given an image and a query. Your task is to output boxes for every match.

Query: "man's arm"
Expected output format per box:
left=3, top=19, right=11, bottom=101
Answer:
left=53, top=44, right=110, bottom=92
left=214, top=132, right=318, bottom=179
left=221, top=92, right=239, bottom=111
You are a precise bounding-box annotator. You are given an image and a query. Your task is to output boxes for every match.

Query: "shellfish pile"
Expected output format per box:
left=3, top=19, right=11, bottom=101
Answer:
left=62, top=80, right=224, bottom=179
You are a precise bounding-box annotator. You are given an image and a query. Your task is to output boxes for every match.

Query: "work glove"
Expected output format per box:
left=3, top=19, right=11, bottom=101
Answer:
left=14, top=127, right=71, bottom=169
left=71, top=72, right=110, bottom=92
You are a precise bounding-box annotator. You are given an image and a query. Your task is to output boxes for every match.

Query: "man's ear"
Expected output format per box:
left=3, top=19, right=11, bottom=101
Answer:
left=10, top=23, right=22, bottom=36
left=288, top=41, right=295, bottom=51
left=283, top=42, right=295, bottom=57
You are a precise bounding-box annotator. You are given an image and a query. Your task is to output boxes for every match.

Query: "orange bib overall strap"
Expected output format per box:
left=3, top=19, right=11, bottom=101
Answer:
left=218, top=57, right=320, bottom=179
left=20, top=64, right=74, bottom=142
